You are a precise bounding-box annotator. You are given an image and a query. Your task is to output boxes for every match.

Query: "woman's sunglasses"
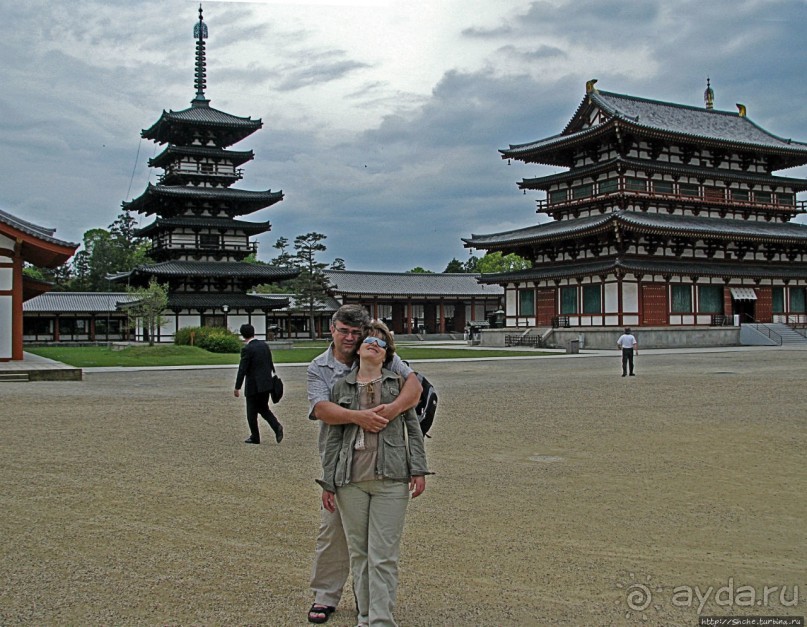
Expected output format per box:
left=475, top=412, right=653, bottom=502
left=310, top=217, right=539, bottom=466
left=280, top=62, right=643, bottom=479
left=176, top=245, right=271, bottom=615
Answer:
left=362, top=336, right=388, bottom=349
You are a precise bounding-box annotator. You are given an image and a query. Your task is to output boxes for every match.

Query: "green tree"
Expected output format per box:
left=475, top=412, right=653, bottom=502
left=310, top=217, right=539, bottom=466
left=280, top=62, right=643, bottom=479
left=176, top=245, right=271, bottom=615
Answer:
left=30, top=263, right=72, bottom=289
left=463, top=255, right=480, bottom=273
left=407, top=267, right=433, bottom=273
left=443, top=256, right=480, bottom=273
left=288, top=232, right=331, bottom=339
left=69, top=210, right=149, bottom=291
left=269, top=236, right=295, bottom=269
left=330, top=257, right=346, bottom=270
left=476, top=252, right=531, bottom=274
left=126, top=279, right=169, bottom=346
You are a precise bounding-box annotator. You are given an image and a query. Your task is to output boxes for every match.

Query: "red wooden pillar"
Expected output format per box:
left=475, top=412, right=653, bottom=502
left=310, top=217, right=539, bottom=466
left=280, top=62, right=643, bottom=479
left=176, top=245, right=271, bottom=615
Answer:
left=11, top=243, right=24, bottom=360
left=439, top=300, right=445, bottom=333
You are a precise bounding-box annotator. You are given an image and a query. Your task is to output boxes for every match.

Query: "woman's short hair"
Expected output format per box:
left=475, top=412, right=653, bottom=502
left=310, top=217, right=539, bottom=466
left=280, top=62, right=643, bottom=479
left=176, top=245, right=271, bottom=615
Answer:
left=364, top=320, right=395, bottom=366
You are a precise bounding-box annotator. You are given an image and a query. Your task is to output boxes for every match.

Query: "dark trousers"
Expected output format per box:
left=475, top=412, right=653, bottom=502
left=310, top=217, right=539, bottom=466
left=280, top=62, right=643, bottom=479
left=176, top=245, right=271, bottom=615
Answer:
left=621, top=348, right=635, bottom=375
left=246, top=391, right=281, bottom=442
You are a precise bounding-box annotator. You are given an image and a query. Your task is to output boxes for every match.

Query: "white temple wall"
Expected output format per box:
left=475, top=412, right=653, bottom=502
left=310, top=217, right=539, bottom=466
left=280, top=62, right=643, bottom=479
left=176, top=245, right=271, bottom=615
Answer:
left=622, top=282, right=639, bottom=314
left=604, top=282, right=619, bottom=313
left=0, top=296, right=11, bottom=359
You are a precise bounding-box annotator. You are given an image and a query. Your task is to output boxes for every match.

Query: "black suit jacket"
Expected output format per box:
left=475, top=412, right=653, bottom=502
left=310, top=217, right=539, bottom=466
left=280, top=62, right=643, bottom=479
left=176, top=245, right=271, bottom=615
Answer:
left=235, top=339, right=275, bottom=396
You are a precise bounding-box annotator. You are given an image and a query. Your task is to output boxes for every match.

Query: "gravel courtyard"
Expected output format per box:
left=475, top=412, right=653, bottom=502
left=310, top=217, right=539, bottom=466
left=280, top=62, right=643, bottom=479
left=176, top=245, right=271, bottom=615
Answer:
left=1, top=348, right=805, bottom=626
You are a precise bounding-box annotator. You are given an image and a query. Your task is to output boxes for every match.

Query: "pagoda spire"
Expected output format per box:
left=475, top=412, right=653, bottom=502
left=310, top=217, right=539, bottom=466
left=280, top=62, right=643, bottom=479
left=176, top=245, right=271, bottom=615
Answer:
left=192, top=4, right=210, bottom=107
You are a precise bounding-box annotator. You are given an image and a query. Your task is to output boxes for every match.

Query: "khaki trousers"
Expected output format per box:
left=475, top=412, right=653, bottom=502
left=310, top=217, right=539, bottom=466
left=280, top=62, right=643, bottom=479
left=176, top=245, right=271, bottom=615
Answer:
left=336, top=479, right=410, bottom=627
left=310, top=504, right=351, bottom=607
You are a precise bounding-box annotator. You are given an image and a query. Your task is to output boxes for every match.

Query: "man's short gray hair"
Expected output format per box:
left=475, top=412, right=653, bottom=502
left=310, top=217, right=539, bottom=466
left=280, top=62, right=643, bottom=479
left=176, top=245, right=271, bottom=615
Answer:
left=332, top=304, right=370, bottom=328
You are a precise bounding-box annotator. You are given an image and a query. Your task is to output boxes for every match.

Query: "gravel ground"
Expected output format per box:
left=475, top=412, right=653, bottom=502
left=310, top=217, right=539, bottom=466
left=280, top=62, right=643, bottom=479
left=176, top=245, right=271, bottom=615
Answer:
left=1, top=349, right=805, bottom=626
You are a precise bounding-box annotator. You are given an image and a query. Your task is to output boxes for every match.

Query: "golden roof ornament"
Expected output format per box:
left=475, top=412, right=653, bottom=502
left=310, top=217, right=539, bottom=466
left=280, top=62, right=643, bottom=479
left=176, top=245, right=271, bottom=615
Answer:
left=704, top=77, right=714, bottom=110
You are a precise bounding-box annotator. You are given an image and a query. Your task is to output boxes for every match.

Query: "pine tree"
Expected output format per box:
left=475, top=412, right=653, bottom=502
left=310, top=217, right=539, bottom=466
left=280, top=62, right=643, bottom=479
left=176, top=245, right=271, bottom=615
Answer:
left=289, top=232, right=331, bottom=339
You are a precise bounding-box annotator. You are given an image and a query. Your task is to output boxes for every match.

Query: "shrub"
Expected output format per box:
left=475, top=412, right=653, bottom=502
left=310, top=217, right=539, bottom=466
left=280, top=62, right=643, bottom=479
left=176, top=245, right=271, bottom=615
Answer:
left=175, top=326, right=242, bottom=353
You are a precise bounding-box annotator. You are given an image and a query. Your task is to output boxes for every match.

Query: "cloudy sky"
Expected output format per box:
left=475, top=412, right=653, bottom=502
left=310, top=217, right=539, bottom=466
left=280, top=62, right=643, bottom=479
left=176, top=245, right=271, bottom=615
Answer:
left=2, top=0, right=806, bottom=272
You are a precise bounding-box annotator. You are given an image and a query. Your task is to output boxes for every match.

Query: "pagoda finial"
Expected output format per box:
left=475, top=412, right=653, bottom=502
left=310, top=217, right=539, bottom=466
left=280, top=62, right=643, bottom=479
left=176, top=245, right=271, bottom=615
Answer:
left=192, top=4, right=210, bottom=106
left=704, top=77, right=714, bottom=110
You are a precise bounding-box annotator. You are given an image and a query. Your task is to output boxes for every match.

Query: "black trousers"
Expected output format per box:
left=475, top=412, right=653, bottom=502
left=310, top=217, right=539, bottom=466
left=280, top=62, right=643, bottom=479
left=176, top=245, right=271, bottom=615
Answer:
left=621, top=348, right=635, bottom=375
left=245, top=391, right=281, bottom=442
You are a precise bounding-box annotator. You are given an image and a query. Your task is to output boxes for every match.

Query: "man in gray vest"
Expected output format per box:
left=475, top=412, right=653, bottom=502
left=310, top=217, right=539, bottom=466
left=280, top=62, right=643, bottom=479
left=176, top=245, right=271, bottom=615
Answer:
left=305, top=305, right=422, bottom=624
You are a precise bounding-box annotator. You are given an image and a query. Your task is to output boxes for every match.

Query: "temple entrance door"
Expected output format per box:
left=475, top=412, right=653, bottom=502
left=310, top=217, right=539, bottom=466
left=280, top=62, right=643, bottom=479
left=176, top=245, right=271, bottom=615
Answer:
left=641, top=284, right=668, bottom=325
left=536, top=289, right=556, bottom=326
left=732, top=299, right=755, bottom=323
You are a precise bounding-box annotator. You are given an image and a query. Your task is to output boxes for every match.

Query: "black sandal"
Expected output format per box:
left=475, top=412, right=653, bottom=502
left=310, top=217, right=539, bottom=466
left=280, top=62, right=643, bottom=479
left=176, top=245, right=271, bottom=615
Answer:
left=307, top=604, right=335, bottom=624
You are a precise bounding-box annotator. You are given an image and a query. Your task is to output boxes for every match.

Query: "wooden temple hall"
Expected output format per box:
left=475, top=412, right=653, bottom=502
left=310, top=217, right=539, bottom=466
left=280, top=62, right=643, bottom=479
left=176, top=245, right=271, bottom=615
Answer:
left=464, top=80, right=807, bottom=345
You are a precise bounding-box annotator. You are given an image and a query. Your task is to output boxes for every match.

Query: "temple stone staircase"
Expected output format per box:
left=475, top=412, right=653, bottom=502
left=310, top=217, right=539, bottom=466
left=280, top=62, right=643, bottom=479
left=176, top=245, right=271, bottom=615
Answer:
left=769, top=323, right=807, bottom=345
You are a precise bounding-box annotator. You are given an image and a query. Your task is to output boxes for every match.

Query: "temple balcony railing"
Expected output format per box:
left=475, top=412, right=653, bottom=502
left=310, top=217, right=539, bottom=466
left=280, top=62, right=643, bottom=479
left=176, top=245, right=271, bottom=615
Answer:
left=157, top=168, right=244, bottom=184
left=535, top=191, right=804, bottom=217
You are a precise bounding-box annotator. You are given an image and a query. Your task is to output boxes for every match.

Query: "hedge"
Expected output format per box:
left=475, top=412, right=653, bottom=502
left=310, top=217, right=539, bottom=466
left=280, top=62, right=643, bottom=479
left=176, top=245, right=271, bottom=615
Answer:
left=175, top=326, right=242, bottom=353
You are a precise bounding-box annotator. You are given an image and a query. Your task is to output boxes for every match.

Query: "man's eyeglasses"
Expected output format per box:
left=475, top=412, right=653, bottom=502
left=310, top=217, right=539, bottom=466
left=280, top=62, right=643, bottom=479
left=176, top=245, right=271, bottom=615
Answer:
left=333, top=326, right=363, bottom=338
left=362, top=336, right=388, bottom=349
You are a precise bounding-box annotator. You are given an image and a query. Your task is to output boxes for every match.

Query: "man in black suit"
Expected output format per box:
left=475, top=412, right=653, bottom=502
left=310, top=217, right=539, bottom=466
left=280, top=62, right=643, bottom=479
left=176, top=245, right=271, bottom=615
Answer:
left=234, top=323, right=284, bottom=444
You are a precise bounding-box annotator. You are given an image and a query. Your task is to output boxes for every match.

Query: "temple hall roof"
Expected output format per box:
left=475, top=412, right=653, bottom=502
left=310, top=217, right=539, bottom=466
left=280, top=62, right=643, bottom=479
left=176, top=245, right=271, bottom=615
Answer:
left=324, top=270, right=503, bottom=298
left=503, top=87, right=807, bottom=166
left=464, top=211, right=807, bottom=250
left=477, top=255, right=807, bottom=284
left=23, top=292, right=139, bottom=313
left=0, top=208, right=78, bottom=267
left=518, top=155, right=807, bottom=191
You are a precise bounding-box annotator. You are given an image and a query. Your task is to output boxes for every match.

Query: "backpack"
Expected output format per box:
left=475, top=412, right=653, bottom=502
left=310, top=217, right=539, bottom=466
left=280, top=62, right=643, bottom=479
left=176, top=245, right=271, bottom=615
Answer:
left=403, top=362, right=437, bottom=438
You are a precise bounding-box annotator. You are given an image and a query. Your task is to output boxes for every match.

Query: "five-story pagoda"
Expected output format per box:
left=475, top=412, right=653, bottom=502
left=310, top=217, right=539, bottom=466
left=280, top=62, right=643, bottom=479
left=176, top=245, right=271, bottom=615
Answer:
left=111, top=7, right=297, bottom=340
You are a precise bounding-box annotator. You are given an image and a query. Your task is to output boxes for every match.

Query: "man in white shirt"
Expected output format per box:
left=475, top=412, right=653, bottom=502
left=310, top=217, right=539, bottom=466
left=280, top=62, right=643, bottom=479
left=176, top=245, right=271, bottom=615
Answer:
left=616, top=327, right=638, bottom=377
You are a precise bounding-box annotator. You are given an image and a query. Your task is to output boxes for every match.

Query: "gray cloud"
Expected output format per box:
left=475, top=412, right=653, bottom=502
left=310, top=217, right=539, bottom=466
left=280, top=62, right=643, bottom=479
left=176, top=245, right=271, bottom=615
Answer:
left=0, top=0, right=804, bottom=273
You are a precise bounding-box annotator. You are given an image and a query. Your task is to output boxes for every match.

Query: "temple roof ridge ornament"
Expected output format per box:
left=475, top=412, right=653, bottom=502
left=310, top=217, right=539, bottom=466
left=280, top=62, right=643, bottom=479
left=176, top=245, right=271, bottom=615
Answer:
left=704, top=77, right=715, bottom=110
left=192, top=4, right=210, bottom=107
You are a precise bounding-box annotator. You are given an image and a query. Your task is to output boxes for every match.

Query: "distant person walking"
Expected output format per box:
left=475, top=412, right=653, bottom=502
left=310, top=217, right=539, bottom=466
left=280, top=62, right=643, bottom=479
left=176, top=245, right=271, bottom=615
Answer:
left=234, top=324, right=284, bottom=444
left=617, top=327, right=638, bottom=377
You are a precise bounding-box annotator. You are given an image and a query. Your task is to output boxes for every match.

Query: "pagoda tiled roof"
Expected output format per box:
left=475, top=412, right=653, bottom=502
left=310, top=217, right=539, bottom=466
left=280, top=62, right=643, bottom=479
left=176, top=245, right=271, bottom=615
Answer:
left=503, top=88, right=807, bottom=165
left=324, top=270, right=503, bottom=297
left=124, top=183, right=283, bottom=216
left=23, top=292, right=139, bottom=313
left=149, top=144, right=254, bottom=168
left=463, top=211, right=807, bottom=248
left=136, top=216, right=271, bottom=236
left=163, top=292, right=289, bottom=310
left=108, top=261, right=299, bottom=283
left=519, top=155, right=807, bottom=191
left=142, top=102, right=262, bottom=146
left=477, top=255, right=807, bottom=283
left=250, top=293, right=342, bottom=313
